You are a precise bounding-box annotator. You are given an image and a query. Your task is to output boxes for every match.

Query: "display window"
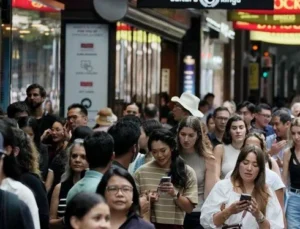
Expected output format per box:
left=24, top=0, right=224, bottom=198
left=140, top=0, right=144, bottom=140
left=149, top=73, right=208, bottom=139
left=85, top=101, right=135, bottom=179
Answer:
left=115, top=22, right=161, bottom=107
left=9, top=0, right=61, bottom=113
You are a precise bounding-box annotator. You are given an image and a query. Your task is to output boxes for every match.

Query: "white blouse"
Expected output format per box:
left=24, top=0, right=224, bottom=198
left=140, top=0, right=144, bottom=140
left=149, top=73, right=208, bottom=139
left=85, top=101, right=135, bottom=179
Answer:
left=200, top=179, right=284, bottom=229
left=0, top=178, right=40, bottom=229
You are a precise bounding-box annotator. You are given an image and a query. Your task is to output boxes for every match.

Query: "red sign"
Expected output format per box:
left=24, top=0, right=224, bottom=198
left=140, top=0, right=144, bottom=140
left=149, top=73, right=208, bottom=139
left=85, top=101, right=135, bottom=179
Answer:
left=240, top=0, right=300, bottom=14
left=80, top=82, right=93, bottom=87
left=12, top=0, right=59, bottom=12
left=233, top=21, right=300, bottom=33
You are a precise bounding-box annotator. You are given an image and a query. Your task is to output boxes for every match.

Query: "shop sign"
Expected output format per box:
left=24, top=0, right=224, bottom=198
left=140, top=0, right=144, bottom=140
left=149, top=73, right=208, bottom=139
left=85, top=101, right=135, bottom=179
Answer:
left=13, top=0, right=59, bottom=12
left=250, top=31, right=300, bottom=45
left=65, top=24, right=109, bottom=127
left=234, top=21, right=300, bottom=33
left=228, top=11, right=300, bottom=25
left=249, top=63, right=259, bottom=90
left=240, top=0, right=300, bottom=14
left=206, top=17, right=235, bottom=39
left=137, top=0, right=273, bottom=10
left=183, top=56, right=196, bottom=94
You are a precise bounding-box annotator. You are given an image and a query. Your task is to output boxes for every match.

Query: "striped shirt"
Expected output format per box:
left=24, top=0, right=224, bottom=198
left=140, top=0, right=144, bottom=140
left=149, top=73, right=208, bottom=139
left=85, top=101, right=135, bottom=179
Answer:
left=134, top=160, right=198, bottom=225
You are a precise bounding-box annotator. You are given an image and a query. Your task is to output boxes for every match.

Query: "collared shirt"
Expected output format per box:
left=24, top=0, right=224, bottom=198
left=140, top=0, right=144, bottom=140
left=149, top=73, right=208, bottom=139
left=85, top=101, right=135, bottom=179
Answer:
left=0, top=178, right=40, bottom=229
left=112, top=160, right=128, bottom=170
left=251, top=123, right=275, bottom=137
left=208, top=132, right=222, bottom=148
left=66, top=170, right=103, bottom=203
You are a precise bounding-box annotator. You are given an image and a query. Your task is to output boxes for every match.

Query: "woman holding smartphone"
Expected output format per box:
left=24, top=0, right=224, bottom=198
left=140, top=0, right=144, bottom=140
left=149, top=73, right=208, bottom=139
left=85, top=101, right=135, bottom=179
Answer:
left=134, top=129, right=198, bottom=229
left=177, top=116, right=216, bottom=229
left=201, top=145, right=284, bottom=229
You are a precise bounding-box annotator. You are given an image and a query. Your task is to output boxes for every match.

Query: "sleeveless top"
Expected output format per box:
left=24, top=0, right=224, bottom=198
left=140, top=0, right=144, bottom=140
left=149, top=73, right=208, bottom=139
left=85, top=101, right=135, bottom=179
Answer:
left=180, top=152, right=206, bottom=212
left=57, top=179, right=74, bottom=218
left=221, top=144, right=240, bottom=179
left=289, top=147, right=300, bottom=189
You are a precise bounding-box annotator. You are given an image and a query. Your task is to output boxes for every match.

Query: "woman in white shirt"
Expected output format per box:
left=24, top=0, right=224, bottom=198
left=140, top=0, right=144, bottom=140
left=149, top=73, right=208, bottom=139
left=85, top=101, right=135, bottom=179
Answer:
left=201, top=145, right=284, bottom=229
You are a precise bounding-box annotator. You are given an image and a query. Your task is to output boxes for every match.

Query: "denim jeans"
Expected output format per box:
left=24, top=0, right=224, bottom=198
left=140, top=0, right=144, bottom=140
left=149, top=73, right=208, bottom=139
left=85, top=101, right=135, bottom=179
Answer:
left=286, top=191, right=300, bottom=229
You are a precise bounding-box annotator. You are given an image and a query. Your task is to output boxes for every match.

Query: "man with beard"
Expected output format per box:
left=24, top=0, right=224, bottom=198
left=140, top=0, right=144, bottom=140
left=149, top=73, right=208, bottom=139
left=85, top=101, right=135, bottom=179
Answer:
left=26, top=84, right=57, bottom=138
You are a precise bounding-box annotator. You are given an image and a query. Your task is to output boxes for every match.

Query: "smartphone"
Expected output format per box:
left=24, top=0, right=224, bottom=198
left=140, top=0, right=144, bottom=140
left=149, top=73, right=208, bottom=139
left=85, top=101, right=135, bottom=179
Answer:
left=160, top=176, right=171, bottom=184
left=240, top=194, right=252, bottom=202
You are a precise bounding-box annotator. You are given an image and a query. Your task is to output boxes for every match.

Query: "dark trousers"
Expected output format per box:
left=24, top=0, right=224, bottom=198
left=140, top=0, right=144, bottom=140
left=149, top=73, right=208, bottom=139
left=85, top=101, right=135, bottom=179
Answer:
left=184, top=212, right=204, bottom=229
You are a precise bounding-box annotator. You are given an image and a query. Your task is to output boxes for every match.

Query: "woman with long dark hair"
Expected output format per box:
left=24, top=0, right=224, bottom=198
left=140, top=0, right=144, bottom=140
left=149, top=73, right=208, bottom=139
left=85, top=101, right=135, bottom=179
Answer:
left=18, top=116, right=49, bottom=180
left=97, top=167, right=154, bottom=229
left=13, top=128, right=50, bottom=229
left=214, top=115, right=248, bottom=179
left=201, top=145, right=284, bottom=228
left=134, top=128, right=198, bottom=229
left=177, top=116, right=216, bottom=229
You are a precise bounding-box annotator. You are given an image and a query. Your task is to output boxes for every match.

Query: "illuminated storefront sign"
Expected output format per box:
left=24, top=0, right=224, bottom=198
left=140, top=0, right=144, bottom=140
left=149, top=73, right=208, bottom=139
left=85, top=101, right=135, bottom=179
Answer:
left=13, top=0, right=60, bottom=12
left=228, top=11, right=300, bottom=25
left=250, top=31, right=300, bottom=45
left=233, top=21, right=300, bottom=32
left=137, top=0, right=273, bottom=9
left=240, top=0, right=300, bottom=14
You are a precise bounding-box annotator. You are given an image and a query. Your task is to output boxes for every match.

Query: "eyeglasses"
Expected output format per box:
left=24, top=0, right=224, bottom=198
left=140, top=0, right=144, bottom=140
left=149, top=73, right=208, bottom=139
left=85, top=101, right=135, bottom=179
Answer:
left=106, top=185, right=133, bottom=195
left=215, top=117, right=229, bottom=122
left=258, top=113, right=271, bottom=119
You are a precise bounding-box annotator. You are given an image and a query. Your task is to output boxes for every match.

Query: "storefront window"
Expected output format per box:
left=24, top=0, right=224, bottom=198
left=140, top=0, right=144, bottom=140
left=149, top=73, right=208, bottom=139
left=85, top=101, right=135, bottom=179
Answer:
left=115, top=22, right=161, bottom=110
left=10, top=6, right=61, bottom=113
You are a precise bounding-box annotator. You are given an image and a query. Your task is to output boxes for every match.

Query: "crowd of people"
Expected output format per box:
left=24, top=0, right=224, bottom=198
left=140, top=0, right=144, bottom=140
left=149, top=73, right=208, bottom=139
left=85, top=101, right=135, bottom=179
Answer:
left=0, top=83, right=299, bottom=229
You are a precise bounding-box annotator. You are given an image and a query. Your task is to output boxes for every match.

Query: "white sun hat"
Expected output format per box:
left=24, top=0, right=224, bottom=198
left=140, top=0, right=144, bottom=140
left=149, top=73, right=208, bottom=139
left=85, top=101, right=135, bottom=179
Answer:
left=171, top=92, right=204, bottom=118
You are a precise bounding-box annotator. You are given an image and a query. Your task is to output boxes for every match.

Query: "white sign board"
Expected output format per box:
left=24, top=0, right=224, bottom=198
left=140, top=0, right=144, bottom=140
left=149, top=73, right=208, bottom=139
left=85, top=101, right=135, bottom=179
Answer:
left=65, top=24, right=109, bottom=126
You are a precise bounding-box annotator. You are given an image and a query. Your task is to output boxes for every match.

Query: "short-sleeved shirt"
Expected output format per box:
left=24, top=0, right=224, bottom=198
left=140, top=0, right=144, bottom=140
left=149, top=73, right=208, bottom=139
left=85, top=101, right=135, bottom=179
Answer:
left=66, top=170, right=102, bottom=203
left=134, top=161, right=198, bottom=225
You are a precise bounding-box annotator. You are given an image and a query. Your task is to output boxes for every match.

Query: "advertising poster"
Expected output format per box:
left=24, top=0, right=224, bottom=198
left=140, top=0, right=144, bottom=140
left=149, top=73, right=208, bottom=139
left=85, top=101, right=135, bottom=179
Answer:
left=65, top=24, right=109, bottom=126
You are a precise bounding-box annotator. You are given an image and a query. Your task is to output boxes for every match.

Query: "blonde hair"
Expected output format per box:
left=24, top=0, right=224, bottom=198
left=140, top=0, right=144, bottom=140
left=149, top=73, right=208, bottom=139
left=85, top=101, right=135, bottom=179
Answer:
left=289, top=117, right=300, bottom=147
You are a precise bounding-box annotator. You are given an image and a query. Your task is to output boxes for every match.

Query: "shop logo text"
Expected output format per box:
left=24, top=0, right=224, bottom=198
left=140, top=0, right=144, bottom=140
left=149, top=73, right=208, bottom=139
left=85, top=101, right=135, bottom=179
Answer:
left=171, top=0, right=242, bottom=7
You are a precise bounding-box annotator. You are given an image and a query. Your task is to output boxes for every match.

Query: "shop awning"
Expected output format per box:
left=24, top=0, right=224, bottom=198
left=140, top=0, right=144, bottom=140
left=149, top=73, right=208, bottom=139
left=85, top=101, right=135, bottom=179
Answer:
left=13, top=0, right=65, bottom=12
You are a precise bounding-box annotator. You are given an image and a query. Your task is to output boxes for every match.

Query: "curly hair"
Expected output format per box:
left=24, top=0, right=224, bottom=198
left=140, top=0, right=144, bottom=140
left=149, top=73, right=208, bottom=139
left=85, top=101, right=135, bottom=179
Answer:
left=177, top=116, right=214, bottom=159
left=12, top=128, right=41, bottom=177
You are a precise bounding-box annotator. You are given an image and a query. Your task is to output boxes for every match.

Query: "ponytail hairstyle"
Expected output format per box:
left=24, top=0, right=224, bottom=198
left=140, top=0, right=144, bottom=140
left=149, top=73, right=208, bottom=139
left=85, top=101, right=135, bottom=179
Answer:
left=148, top=128, right=188, bottom=188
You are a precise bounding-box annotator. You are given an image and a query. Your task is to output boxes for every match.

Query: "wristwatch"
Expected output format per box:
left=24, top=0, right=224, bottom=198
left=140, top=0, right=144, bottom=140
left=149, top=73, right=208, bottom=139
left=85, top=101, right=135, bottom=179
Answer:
left=173, top=191, right=180, bottom=200
left=256, top=212, right=265, bottom=224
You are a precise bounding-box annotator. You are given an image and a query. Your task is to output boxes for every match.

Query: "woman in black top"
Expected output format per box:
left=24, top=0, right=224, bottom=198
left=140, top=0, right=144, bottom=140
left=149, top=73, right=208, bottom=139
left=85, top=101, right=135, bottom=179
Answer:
left=41, top=119, right=68, bottom=195
left=13, top=128, right=50, bottom=229
left=49, top=139, right=88, bottom=228
left=283, top=117, right=300, bottom=228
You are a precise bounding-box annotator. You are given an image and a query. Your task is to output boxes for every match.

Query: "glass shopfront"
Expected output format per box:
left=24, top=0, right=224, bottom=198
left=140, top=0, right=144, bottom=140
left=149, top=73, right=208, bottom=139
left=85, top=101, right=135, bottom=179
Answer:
left=115, top=22, right=161, bottom=111
left=9, top=0, right=61, bottom=113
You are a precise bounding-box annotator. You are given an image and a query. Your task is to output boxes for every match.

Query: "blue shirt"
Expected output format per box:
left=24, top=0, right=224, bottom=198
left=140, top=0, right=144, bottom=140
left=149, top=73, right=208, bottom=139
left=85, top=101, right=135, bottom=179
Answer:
left=266, top=134, right=290, bottom=161
left=66, top=170, right=103, bottom=203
